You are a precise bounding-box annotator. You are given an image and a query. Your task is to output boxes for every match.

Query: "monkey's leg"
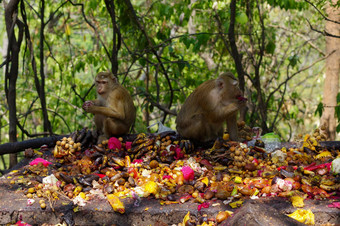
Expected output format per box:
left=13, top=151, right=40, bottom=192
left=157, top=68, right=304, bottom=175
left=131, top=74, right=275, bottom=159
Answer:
left=103, top=117, right=129, bottom=137
left=94, top=114, right=105, bottom=133
left=177, top=115, right=209, bottom=141
left=226, top=112, right=238, bottom=141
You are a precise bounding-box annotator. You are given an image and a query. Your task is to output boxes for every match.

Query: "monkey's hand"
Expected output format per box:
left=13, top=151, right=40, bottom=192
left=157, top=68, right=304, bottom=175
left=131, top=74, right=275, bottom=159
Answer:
left=82, top=101, right=94, bottom=112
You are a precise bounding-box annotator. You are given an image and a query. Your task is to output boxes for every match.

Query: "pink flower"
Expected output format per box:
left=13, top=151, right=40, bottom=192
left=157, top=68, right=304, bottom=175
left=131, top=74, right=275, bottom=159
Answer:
left=29, top=158, right=52, bottom=167
left=181, top=166, right=195, bottom=181
left=15, top=221, right=32, bottom=226
left=174, top=147, right=184, bottom=160
left=197, top=202, right=210, bottom=211
left=328, top=202, right=340, bottom=209
left=108, top=137, right=122, bottom=150
left=132, top=159, right=143, bottom=164
left=125, top=141, right=132, bottom=150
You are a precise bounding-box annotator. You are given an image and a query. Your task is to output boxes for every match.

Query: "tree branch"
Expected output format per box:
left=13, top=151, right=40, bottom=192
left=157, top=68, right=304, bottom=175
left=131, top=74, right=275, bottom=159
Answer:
left=304, top=0, right=340, bottom=25
left=307, top=19, right=340, bottom=38
left=123, top=0, right=174, bottom=122
left=266, top=50, right=336, bottom=108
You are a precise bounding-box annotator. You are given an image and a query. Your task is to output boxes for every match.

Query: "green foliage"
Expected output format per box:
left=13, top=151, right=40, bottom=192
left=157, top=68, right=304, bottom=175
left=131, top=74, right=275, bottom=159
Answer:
left=266, top=0, right=308, bottom=10
left=315, top=102, right=324, bottom=117
left=0, top=0, right=330, bottom=159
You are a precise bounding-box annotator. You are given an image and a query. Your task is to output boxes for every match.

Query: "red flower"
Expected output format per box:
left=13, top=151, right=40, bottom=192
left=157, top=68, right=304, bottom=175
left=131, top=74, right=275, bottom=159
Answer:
left=125, top=141, right=132, bottom=150
left=162, top=175, right=173, bottom=180
left=108, top=137, right=122, bottom=150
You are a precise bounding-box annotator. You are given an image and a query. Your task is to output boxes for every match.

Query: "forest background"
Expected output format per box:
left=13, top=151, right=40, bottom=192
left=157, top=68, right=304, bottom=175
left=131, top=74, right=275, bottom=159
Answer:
left=0, top=0, right=340, bottom=171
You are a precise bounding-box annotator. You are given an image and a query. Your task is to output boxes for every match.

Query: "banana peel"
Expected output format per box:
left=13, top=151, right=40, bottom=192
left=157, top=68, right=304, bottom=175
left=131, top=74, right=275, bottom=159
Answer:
left=287, top=209, right=315, bottom=225
left=290, top=195, right=305, bottom=208
left=107, top=194, right=125, bottom=214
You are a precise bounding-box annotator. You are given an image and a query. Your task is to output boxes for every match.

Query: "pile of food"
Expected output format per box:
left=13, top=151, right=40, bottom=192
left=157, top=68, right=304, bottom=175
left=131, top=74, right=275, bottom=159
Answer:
left=4, top=125, right=340, bottom=225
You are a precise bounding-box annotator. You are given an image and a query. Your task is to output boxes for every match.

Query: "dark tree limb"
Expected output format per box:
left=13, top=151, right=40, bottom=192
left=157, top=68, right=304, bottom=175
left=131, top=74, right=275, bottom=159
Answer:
left=35, top=0, right=53, bottom=136
left=227, top=0, right=246, bottom=93
left=0, top=135, right=66, bottom=155
left=307, top=19, right=340, bottom=38
left=5, top=0, right=24, bottom=167
left=104, top=0, right=121, bottom=76
left=143, top=91, right=177, bottom=116
left=214, top=0, right=248, bottom=121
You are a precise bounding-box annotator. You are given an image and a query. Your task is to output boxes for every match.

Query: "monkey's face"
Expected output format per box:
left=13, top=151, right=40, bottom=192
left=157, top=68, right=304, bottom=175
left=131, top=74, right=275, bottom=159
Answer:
left=96, top=78, right=109, bottom=95
left=224, top=76, right=241, bottom=97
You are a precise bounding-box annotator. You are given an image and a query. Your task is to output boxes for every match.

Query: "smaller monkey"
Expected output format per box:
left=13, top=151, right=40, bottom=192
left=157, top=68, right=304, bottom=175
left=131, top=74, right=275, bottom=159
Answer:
left=176, top=72, right=246, bottom=142
left=82, top=72, right=136, bottom=143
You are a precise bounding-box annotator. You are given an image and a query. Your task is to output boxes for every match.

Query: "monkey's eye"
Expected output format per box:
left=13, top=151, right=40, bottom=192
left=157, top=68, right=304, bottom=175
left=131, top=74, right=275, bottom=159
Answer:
left=96, top=80, right=108, bottom=85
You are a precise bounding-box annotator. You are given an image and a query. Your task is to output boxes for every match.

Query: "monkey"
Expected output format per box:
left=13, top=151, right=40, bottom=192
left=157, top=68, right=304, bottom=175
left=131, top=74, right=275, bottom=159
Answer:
left=175, top=72, right=247, bottom=143
left=82, top=72, right=136, bottom=143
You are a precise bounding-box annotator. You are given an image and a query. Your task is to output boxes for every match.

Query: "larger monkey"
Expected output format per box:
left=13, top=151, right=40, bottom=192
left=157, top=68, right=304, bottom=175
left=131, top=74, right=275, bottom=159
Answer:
left=176, top=72, right=246, bottom=142
left=82, top=72, right=136, bottom=142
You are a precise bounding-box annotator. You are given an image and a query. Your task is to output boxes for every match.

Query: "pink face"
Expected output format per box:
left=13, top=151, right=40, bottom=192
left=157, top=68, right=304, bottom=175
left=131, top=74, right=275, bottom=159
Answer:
left=96, top=78, right=109, bottom=95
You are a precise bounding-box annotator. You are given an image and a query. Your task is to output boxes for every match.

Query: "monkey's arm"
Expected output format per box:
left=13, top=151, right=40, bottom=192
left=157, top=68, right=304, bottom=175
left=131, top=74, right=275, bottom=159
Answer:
left=86, top=104, right=125, bottom=120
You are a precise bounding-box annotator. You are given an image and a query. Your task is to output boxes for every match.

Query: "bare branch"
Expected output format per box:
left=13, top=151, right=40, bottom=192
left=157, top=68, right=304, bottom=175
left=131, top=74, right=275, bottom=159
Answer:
left=143, top=92, right=177, bottom=116
left=266, top=50, right=336, bottom=108
left=123, top=0, right=174, bottom=123
left=304, top=0, right=340, bottom=25
left=268, top=24, right=325, bottom=56
left=67, top=0, right=111, bottom=59
left=307, top=19, right=340, bottom=38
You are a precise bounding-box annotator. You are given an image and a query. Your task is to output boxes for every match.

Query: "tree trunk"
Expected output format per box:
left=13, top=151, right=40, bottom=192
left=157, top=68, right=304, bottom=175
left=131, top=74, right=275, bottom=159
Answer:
left=321, top=0, right=340, bottom=140
left=39, top=0, right=52, bottom=135
left=4, top=0, right=23, bottom=168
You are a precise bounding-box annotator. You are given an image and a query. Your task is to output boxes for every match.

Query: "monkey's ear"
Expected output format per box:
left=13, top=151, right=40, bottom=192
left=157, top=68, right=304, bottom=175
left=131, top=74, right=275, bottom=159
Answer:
left=111, top=75, right=118, bottom=83
left=216, top=77, right=225, bottom=90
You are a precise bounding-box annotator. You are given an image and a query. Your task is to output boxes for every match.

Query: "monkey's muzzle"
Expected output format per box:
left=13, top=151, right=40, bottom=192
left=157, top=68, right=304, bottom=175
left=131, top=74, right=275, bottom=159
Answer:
left=236, top=95, right=247, bottom=102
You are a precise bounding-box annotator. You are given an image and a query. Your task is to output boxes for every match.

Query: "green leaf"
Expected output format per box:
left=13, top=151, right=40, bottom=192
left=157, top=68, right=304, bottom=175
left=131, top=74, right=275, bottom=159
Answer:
left=291, top=92, right=298, bottom=99
left=337, top=93, right=340, bottom=104
left=177, top=61, right=186, bottom=72
left=149, top=104, right=154, bottom=112
left=223, top=22, right=229, bottom=33
left=139, top=58, right=146, bottom=67
left=315, top=102, right=324, bottom=117
left=236, top=12, right=248, bottom=25
left=289, top=105, right=299, bottom=118
left=335, top=106, right=340, bottom=119
left=180, top=36, right=193, bottom=49
left=156, top=31, right=166, bottom=40
left=337, top=124, right=340, bottom=133
left=197, top=34, right=210, bottom=47
left=288, top=55, right=299, bottom=67
left=265, top=40, right=276, bottom=55
left=193, top=42, right=201, bottom=53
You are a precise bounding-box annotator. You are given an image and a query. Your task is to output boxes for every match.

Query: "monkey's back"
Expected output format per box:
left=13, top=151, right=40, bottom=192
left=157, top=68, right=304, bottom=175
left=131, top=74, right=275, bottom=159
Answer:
left=111, top=85, right=136, bottom=127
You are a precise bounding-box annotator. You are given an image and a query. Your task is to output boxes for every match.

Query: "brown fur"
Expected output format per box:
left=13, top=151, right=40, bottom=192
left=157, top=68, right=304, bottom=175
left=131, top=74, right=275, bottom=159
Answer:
left=176, top=72, right=245, bottom=142
left=82, top=72, right=136, bottom=141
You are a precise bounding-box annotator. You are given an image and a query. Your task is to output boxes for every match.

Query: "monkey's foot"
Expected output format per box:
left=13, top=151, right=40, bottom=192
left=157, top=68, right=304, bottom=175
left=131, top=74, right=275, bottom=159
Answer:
left=97, top=135, right=108, bottom=145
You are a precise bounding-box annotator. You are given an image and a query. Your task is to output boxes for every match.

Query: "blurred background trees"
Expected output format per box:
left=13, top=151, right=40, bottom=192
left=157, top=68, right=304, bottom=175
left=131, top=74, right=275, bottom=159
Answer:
left=1, top=0, right=339, bottom=169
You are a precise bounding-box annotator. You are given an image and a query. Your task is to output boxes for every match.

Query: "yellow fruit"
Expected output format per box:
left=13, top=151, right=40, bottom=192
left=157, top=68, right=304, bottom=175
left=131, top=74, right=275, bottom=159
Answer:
left=144, top=181, right=159, bottom=195
left=107, top=194, right=125, bottom=214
